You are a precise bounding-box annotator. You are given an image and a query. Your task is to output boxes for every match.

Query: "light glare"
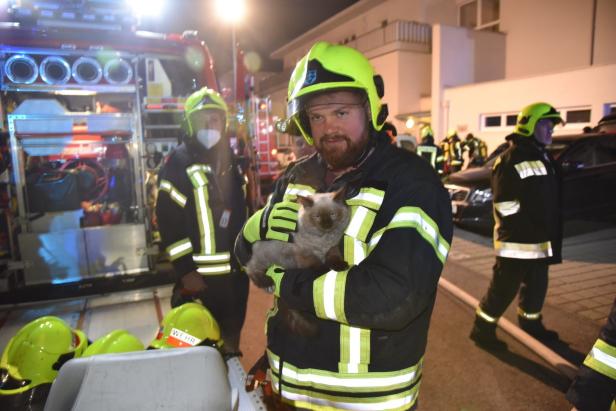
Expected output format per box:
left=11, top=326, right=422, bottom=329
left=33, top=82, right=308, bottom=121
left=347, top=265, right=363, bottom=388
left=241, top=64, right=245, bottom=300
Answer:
left=216, top=0, right=246, bottom=23
left=129, top=0, right=164, bottom=17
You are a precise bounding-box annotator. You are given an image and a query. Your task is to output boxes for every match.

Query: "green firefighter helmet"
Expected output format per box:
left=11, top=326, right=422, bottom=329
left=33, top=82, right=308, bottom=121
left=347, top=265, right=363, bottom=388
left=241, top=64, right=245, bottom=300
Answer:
left=515, top=102, right=564, bottom=137
left=0, top=316, right=87, bottom=396
left=83, top=330, right=144, bottom=357
left=285, top=41, right=388, bottom=144
left=420, top=125, right=433, bottom=139
left=182, top=87, right=228, bottom=137
left=149, top=302, right=222, bottom=350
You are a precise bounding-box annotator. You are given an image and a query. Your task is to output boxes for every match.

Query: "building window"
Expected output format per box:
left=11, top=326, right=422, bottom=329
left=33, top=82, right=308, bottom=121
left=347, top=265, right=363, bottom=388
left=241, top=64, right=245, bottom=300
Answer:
left=484, top=115, right=501, bottom=127
left=458, top=0, right=500, bottom=31
left=480, top=112, right=517, bottom=131
left=566, top=109, right=591, bottom=124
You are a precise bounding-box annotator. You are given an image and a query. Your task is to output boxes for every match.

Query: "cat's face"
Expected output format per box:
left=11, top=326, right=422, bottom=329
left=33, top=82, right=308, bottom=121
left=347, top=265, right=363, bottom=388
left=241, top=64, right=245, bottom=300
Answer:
left=297, top=189, right=349, bottom=232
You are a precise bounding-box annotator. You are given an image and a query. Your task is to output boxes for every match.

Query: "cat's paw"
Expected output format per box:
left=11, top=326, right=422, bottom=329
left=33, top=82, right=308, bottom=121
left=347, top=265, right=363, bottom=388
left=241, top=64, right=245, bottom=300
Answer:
left=246, top=269, right=274, bottom=289
left=329, top=260, right=349, bottom=272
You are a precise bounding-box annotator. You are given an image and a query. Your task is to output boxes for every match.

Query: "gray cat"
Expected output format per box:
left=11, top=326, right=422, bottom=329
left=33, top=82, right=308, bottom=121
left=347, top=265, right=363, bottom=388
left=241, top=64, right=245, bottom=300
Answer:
left=246, top=187, right=350, bottom=336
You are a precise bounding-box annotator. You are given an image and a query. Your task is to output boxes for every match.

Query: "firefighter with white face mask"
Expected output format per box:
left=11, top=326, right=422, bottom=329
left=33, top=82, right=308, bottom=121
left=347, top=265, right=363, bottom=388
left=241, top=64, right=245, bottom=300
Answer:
left=156, top=87, right=249, bottom=354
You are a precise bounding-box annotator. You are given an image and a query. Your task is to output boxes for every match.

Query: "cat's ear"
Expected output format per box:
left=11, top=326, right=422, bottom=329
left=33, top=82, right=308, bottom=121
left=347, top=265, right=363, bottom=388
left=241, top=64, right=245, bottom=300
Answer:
left=333, top=185, right=347, bottom=203
left=296, top=195, right=314, bottom=208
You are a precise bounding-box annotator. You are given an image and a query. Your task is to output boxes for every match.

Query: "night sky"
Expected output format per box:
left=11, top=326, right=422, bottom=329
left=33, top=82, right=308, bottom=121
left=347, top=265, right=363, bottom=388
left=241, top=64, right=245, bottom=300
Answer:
left=139, top=0, right=358, bottom=74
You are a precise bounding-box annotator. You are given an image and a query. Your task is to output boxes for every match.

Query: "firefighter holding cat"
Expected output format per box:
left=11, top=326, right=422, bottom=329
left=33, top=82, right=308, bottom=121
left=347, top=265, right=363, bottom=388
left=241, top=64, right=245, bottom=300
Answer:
left=156, top=87, right=248, bottom=354
left=235, top=41, right=453, bottom=410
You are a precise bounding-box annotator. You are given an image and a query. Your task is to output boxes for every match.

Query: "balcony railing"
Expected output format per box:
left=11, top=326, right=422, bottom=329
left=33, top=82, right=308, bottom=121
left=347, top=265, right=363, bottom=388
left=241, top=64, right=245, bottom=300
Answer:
left=258, top=20, right=432, bottom=94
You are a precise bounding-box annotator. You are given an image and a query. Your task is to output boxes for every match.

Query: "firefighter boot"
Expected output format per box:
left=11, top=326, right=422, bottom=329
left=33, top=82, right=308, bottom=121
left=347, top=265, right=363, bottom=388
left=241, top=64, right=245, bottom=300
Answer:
left=469, top=316, right=507, bottom=351
left=518, top=317, right=559, bottom=341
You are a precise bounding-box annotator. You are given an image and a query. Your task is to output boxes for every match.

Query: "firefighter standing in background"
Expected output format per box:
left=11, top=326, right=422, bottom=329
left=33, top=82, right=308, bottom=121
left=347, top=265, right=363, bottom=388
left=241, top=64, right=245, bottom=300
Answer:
left=567, top=297, right=616, bottom=411
left=235, top=41, right=452, bottom=410
left=463, top=132, right=488, bottom=168
left=416, top=125, right=444, bottom=174
left=156, top=87, right=248, bottom=354
left=440, top=129, right=463, bottom=174
left=470, top=102, right=563, bottom=350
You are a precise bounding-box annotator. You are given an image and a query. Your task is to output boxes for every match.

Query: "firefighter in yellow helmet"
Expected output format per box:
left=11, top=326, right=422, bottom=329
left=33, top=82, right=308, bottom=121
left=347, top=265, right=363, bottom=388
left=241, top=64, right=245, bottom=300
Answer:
left=440, top=129, right=464, bottom=174
left=235, top=41, right=452, bottom=410
left=416, top=125, right=445, bottom=174
left=155, top=87, right=249, bottom=354
left=471, top=102, right=564, bottom=350
left=0, top=316, right=87, bottom=409
left=463, top=132, right=488, bottom=168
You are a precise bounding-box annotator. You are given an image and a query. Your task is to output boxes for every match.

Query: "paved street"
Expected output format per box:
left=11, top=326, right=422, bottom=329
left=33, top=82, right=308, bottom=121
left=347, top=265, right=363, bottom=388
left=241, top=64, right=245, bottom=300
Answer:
left=239, top=221, right=615, bottom=409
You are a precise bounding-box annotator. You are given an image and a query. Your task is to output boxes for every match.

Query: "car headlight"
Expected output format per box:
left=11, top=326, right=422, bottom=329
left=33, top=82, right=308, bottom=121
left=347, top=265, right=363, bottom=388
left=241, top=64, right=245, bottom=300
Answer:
left=469, top=188, right=492, bottom=204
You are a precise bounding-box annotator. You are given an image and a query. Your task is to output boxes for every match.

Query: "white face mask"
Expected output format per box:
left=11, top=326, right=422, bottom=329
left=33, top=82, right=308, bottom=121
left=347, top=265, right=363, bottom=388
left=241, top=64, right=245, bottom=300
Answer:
left=196, top=129, right=221, bottom=149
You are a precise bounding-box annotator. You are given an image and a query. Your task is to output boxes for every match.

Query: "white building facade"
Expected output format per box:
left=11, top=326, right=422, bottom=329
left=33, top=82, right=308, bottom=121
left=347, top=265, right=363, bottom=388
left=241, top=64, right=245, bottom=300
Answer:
left=258, top=0, right=616, bottom=153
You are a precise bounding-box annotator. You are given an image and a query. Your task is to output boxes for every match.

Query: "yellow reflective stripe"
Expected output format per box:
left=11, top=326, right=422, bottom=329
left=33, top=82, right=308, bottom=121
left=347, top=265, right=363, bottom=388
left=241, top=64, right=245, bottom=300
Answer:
left=494, top=200, right=520, bottom=217
left=494, top=240, right=552, bottom=259
left=344, top=235, right=367, bottom=265
left=196, top=264, right=231, bottom=275
left=339, top=325, right=370, bottom=374
left=345, top=188, right=385, bottom=211
left=166, top=238, right=193, bottom=261
left=283, top=184, right=316, bottom=201
left=368, top=206, right=450, bottom=264
left=345, top=206, right=376, bottom=243
left=476, top=307, right=498, bottom=323
left=274, top=384, right=419, bottom=411
left=186, top=164, right=212, bottom=174
left=267, top=349, right=422, bottom=393
left=192, top=252, right=230, bottom=263
left=517, top=307, right=541, bottom=320
left=314, top=270, right=348, bottom=323
left=194, top=186, right=216, bottom=254
left=514, top=160, right=547, bottom=179
left=584, top=339, right=616, bottom=380
left=417, top=146, right=437, bottom=167
left=159, top=180, right=187, bottom=208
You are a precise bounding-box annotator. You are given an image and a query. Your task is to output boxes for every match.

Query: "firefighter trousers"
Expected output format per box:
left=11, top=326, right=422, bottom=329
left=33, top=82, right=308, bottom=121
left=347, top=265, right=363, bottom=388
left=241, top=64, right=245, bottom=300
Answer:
left=479, top=257, right=549, bottom=319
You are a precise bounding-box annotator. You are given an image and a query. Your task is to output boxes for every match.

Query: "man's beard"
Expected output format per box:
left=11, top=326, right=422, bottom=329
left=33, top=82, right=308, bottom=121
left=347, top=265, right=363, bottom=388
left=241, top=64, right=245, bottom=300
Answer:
left=316, top=133, right=369, bottom=171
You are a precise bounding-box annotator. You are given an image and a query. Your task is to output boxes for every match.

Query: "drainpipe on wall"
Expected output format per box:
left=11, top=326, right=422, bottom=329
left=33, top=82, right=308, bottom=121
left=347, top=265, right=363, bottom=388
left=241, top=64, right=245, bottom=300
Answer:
left=590, top=0, right=597, bottom=66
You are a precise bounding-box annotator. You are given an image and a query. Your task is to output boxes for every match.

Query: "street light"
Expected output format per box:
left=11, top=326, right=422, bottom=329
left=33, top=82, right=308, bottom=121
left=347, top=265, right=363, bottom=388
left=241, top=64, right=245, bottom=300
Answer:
left=215, top=0, right=246, bottom=103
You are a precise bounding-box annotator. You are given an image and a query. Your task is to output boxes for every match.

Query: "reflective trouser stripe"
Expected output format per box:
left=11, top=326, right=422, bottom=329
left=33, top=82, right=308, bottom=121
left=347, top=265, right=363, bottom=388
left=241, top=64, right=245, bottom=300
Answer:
left=159, top=180, right=187, bottom=208
left=476, top=307, right=498, bottom=323
left=517, top=307, right=541, bottom=320
left=584, top=339, right=616, bottom=380
left=192, top=252, right=230, bottom=263
left=494, top=200, right=520, bottom=217
left=166, top=238, right=193, bottom=261
left=196, top=264, right=231, bottom=275
left=494, top=240, right=552, bottom=259
left=514, top=160, right=547, bottom=179
left=267, top=350, right=421, bottom=411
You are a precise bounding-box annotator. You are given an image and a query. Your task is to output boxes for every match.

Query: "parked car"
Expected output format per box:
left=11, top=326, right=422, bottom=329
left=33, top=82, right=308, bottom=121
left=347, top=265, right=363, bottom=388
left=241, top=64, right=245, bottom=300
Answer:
left=444, top=132, right=616, bottom=233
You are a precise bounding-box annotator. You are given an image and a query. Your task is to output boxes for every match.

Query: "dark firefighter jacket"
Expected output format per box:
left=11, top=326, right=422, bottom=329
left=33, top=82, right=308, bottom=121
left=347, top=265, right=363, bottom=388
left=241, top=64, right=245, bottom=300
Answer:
left=567, top=297, right=616, bottom=410
left=156, top=142, right=246, bottom=280
left=492, top=134, right=563, bottom=264
left=235, top=131, right=453, bottom=410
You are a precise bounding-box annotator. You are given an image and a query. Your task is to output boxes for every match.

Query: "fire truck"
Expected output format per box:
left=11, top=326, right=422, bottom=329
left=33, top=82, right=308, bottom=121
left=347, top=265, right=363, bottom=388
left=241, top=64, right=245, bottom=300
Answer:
left=0, top=1, right=264, bottom=408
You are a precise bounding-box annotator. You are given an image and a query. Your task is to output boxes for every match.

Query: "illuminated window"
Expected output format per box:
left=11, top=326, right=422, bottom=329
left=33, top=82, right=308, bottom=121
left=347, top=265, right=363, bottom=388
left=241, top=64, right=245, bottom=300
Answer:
left=458, top=0, right=500, bottom=31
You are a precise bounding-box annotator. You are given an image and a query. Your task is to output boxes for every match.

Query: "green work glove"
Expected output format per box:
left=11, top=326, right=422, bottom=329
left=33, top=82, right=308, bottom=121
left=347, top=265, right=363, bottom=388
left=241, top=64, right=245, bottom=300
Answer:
left=242, top=200, right=299, bottom=243
left=265, top=265, right=284, bottom=297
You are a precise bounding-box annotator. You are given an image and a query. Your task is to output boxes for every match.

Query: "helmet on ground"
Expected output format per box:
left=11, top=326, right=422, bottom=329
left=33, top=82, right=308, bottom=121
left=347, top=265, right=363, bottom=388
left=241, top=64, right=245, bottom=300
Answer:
left=182, top=87, right=228, bottom=136
left=149, top=302, right=222, bottom=350
left=515, top=102, right=564, bottom=137
left=83, top=330, right=144, bottom=357
left=285, top=41, right=388, bottom=144
left=0, top=316, right=87, bottom=396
